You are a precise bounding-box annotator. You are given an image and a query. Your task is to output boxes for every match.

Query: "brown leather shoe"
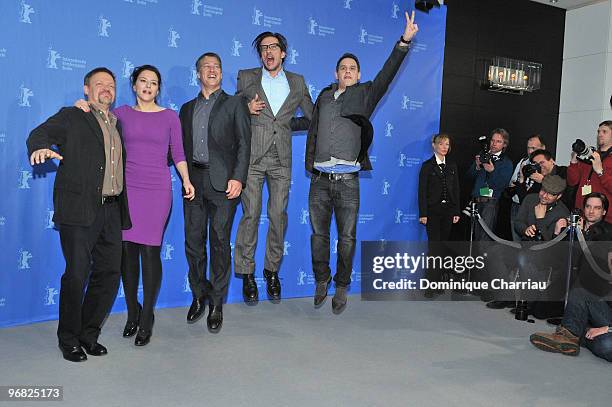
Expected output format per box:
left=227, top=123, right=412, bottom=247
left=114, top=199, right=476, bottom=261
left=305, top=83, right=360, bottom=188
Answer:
left=529, top=326, right=580, bottom=356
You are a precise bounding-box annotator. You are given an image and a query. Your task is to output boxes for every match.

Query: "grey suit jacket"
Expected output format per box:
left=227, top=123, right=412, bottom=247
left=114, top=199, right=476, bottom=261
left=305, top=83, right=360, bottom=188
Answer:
left=236, top=67, right=313, bottom=168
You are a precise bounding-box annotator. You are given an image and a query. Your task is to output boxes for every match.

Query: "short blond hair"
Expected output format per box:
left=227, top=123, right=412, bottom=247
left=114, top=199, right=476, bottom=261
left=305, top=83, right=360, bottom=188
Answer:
left=432, top=133, right=451, bottom=153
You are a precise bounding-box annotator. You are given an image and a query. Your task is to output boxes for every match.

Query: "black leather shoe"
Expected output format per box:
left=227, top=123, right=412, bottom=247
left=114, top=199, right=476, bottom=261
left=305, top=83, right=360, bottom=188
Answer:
left=79, top=341, right=107, bottom=356
left=59, top=343, right=87, bottom=362
left=486, top=300, right=514, bottom=309
left=332, top=286, right=348, bottom=314
left=187, top=296, right=207, bottom=323
left=242, top=274, right=259, bottom=304
left=263, top=269, right=281, bottom=301
left=134, top=328, right=151, bottom=346
left=123, top=303, right=142, bottom=337
left=314, top=277, right=332, bottom=308
left=207, top=305, right=223, bottom=333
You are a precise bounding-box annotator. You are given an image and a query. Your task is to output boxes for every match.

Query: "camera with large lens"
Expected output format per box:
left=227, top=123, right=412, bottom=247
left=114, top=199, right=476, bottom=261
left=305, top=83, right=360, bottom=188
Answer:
left=521, top=162, right=542, bottom=179
left=571, top=138, right=596, bottom=162
left=477, top=134, right=492, bottom=164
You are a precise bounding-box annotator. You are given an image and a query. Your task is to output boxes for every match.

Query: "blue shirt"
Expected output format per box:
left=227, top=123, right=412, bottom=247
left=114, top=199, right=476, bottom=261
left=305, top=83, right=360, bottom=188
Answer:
left=261, top=69, right=290, bottom=116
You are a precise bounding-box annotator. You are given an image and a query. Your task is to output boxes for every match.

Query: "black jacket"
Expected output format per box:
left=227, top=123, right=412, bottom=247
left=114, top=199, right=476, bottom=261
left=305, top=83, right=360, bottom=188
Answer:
left=179, top=91, right=251, bottom=192
left=26, top=107, right=131, bottom=228
left=418, top=156, right=460, bottom=217
left=305, top=42, right=409, bottom=172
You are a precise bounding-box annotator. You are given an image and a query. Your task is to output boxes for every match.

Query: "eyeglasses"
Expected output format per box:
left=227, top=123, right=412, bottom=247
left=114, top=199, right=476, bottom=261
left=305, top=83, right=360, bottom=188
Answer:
left=259, top=43, right=280, bottom=52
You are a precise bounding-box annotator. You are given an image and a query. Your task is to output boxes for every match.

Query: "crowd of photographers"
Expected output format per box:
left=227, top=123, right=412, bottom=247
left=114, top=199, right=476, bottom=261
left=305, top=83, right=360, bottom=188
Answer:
left=419, top=121, right=612, bottom=362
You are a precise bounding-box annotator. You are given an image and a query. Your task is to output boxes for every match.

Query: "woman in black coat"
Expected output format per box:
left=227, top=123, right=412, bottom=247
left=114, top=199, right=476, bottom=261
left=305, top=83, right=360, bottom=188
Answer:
left=418, top=133, right=460, bottom=241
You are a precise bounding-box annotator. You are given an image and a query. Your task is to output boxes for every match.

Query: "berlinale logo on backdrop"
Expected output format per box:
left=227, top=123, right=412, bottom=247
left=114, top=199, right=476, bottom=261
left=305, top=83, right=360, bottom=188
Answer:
left=168, top=28, right=181, bottom=48
left=297, top=268, right=315, bottom=286
left=191, top=0, right=223, bottom=17
left=287, top=46, right=299, bottom=65
left=98, top=15, right=111, bottom=37
left=231, top=38, right=243, bottom=57
left=299, top=208, right=309, bottom=225
left=45, top=209, right=55, bottom=229
left=19, top=249, right=32, bottom=270
left=122, top=58, right=135, bottom=78
left=332, top=239, right=338, bottom=254
left=391, top=1, right=400, bottom=18
left=18, top=169, right=33, bottom=189
left=307, top=17, right=335, bottom=37
left=359, top=26, right=383, bottom=45
left=398, top=152, right=407, bottom=167
left=192, top=0, right=203, bottom=14
left=19, top=1, right=35, bottom=24
left=344, top=0, right=353, bottom=9
left=18, top=84, right=33, bottom=107
left=44, top=285, right=59, bottom=306
left=190, top=67, right=199, bottom=87
left=382, top=179, right=391, bottom=195
left=252, top=6, right=281, bottom=27
left=401, top=95, right=424, bottom=111
left=384, top=121, right=394, bottom=137
left=162, top=242, right=174, bottom=260
left=0, top=298, right=6, bottom=307
left=307, top=83, right=319, bottom=100
left=47, top=47, right=61, bottom=69
left=183, top=273, right=191, bottom=293
left=284, top=241, right=291, bottom=256
left=0, top=216, right=6, bottom=226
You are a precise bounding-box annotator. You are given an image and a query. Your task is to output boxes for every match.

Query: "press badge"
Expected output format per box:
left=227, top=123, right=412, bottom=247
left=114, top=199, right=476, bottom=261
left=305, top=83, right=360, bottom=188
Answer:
left=581, top=184, right=592, bottom=196
left=479, top=187, right=493, bottom=197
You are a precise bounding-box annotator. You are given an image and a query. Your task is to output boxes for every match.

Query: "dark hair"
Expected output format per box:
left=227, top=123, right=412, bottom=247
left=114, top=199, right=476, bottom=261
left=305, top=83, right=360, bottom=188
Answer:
left=335, top=53, right=360, bottom=72
left=530, top=149, right=553, bottom=162
left=583, top=192, right=610, bottom=213
left=490, top=128, right=510, bottom=149
left=528, top=134, right=546, bottom=148
left=130, top=64, right=162, bottom=91
left=84, top=67, right=115, bottom=85
left=598, top=120, right=612, bottom=130
left=195, top=52, right=223, bottom=71
left=252, top=32, right=288, bottom=59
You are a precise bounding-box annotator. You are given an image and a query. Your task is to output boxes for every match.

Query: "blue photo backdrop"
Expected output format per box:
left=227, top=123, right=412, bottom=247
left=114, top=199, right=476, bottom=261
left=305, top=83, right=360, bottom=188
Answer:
left=0, top=0, right=446, bottom=327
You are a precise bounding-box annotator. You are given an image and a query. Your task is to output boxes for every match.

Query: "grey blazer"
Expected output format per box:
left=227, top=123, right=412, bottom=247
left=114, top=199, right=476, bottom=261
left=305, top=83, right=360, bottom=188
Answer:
left=236, top=67, right=313, bottom=167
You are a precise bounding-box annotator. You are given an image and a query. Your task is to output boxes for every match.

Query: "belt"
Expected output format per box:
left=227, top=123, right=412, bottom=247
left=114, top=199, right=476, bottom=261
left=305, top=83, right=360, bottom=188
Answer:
left=474, top=196, right=497, bottom=203
left=193, top=162, right=210, bottom=169
left=102, top=195, right=119, bottom=204
left=312, top=169, right=359, bottom=180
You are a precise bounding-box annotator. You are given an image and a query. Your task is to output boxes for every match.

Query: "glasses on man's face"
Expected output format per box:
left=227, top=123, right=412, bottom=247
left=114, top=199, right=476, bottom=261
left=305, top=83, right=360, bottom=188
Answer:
left=259, top=43, right=280, bottom=52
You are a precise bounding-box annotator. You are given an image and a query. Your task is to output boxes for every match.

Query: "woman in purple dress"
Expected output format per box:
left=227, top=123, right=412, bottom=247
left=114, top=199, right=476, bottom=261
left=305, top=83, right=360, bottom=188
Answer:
left=79, top=65, right=195, bottom=346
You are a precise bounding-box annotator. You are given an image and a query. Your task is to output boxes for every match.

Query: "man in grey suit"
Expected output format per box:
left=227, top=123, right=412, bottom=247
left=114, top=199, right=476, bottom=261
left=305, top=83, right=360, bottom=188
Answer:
left=234, top=31, right=313, bottom=303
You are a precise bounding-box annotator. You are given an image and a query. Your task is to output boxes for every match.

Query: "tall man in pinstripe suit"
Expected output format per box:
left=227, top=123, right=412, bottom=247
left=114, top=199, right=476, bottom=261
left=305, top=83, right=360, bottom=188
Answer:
left=234, top=31, right=314, bottom=303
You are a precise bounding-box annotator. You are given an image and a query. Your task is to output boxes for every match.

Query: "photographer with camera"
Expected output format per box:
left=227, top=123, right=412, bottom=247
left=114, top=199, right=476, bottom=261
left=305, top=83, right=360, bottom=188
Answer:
left=486, top=175, right=570, bottom=310
left=508, top=135, right=546, bottom=241
left=567, top=121, right=612, bottom=223
left=467, top=128, right=514, bottom=241
left=530, top=192, right=612, bottom=361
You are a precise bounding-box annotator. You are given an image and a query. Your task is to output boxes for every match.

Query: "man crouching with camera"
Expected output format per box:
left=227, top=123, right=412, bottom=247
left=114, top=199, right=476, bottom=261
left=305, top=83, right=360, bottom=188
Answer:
left=568, top=120, right=612, bottom=223
left=530, top=192, right=612, bottom=361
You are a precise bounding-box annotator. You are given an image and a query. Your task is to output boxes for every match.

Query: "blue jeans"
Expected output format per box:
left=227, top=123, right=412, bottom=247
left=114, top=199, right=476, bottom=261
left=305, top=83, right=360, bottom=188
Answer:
left=308, top=174, right=359, bottom=287
left=563, top=287, right=612, bottom=362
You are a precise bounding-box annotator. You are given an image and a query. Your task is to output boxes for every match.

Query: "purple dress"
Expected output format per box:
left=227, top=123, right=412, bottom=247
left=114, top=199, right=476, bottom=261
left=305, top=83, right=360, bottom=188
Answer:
left=113, top=105, right=185, bottom=246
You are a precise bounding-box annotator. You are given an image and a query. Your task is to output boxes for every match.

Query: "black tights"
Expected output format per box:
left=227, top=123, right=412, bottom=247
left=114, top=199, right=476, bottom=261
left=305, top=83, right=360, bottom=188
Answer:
left=121, top=241, right=161, bottom=331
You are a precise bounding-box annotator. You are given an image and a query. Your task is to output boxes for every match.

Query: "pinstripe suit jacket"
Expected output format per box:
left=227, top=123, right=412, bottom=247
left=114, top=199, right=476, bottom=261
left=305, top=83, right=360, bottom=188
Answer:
left=236, top=67, right=313, bottom=167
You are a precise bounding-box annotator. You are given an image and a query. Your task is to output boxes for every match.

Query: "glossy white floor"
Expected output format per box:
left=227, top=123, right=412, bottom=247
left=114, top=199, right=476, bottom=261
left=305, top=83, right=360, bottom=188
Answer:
left=0, top=297, right=608, bottom=407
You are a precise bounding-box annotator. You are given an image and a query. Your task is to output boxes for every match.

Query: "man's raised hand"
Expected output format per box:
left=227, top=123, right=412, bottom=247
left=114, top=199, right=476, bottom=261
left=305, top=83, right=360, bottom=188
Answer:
left=403, top=10, right=419, bottom=42
left=30, top=148, right=63, bottom=165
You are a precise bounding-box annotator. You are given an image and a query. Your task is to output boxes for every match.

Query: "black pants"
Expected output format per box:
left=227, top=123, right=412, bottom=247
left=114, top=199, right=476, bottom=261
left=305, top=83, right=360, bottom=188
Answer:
left=184, top=166, right=238, bottom=305
left=309, top=174, right=359, bottom=287
left=425, top=203, right=453, bottom=241
left=57, top=201, right=122, bottom=347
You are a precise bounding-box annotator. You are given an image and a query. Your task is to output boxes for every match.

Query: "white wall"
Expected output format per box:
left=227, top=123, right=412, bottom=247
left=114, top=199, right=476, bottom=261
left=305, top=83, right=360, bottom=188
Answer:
left=556, top=0, right=611, bottom=165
